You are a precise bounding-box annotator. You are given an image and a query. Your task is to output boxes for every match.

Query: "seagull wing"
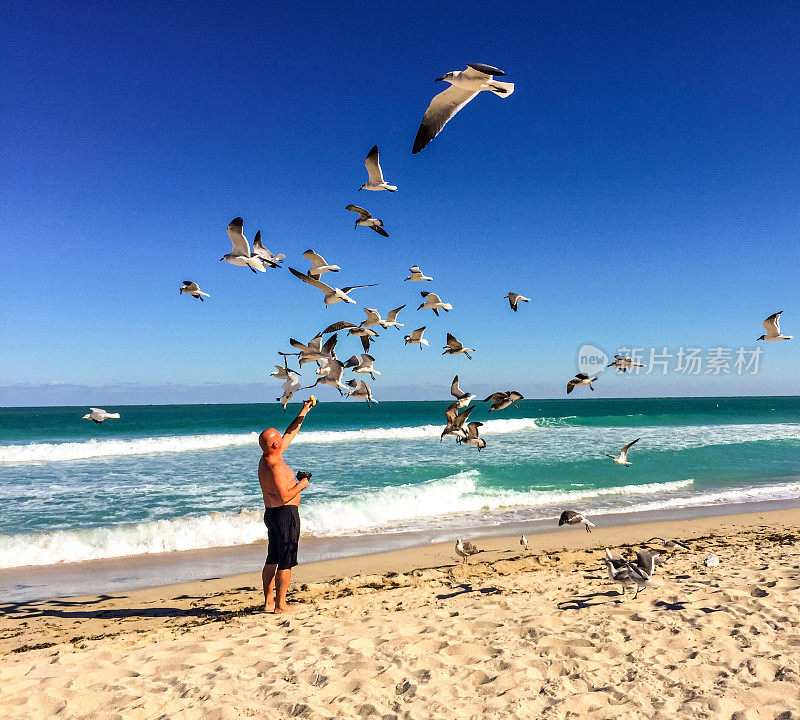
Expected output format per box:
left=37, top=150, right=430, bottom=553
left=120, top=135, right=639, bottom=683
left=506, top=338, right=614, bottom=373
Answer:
left=386, top=305, right=406, bottom=322
left=182, top=281, right=199, bottom=292
left=365, top=145, right=385, bottom=184
left=619, top=438, right=640, bottom=460
left=450, top=375, right=463, bottom=398
left=341, top=284, right=377, bottom=294
left=484, top=392, right=507, bottom=402
left=371, top=225, right=389, bottom=238
left=321, top=321, right=358, bottom=334
left=763, top=311, right=782, bottom=334
left=413, top=85, right=480, bottom=154
left=444, top=402, right=459, bottom=423
left=303, top=249, right=328, bottom=269
left=508, top=391, right=524, bottom=402
left=226, top=217, right=250, bottom=255
left=363, top=308, right=382, bottom=324
left=289, top=267, right=334, bottom=295
left=445, top=333, right=463, bottom=351
left=453, top=405, right=475, bottom=429
left=465, top=63, right=506, bottom=77
left=465, top=421, right=482, bottom=439
left=345, top=204, right=371, bottom=220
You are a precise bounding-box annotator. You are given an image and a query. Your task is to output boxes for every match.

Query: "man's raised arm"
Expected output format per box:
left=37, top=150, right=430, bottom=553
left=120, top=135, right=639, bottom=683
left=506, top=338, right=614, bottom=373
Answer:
left=281, top=399, right=314, bottom=452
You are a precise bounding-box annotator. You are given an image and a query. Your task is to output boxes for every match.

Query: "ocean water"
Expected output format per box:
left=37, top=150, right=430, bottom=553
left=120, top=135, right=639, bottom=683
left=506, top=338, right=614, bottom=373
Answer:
left=1, top=397, right=799, bottom=570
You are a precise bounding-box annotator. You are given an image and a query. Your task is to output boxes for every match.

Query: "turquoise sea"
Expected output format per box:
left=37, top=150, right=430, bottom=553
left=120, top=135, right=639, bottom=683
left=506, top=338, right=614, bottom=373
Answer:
left=1, top=397, right=800, bottom=571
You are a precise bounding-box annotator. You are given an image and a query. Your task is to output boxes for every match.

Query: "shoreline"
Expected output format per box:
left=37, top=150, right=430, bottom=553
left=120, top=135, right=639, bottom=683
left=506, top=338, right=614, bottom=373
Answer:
left=2, top=497, right=799, bottom=606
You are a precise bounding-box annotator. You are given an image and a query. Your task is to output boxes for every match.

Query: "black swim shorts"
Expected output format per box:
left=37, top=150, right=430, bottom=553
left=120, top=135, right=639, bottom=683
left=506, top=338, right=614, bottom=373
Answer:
left=263, top=505, right=300, bottom=570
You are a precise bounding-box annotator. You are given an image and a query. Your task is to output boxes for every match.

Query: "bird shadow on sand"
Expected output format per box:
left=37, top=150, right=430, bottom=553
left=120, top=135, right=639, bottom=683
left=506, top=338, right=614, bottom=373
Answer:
left=557, top=590, right=621, bottom=610
left=436, top=583, right=501, bottom=600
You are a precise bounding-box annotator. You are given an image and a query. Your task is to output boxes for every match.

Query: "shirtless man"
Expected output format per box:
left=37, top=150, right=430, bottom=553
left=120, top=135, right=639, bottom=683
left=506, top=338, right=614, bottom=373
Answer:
left=258, top=399, right=314, bottom=613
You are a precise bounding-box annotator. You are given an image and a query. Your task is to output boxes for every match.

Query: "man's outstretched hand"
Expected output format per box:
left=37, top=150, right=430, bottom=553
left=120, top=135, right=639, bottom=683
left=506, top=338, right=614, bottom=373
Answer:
left=300, top=398, right=315, bottom=414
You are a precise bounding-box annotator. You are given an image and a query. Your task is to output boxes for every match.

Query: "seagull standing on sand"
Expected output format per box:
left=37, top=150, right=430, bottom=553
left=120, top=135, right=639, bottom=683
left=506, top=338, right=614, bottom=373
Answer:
left=443, top=333, right=474, bottom=359
left=607, top=355, right=645, bottom=372
left=303, top=250, right=341, bottom=279
left=483, top=391, right=523, bottom=412
left=345, top=205, right=389, bottom=237
left=504, top=293, right=530, bottom=312
left=82, top=408, right=120, bottom=424
left=455, top=538, right=482, bottom=564
left=345, top=379, right=378, bottom=405
left=405, top=266, right=433, bottom=282
left=558, top=510, right=595, bottom=533
left=412, top=64, right=515, bottom=154
left=566, top=373, right=597, bottom=394
left=758, top=311, right=793, bottom=341
left=251, top=231, right=285, bottom=268
left=604, top=555, right=651, bottom=599
left=404, top=326, right=429, bottom=349
left=344, top=354, right=380, bottom=380
left=520, top=534, right=528, bottom=551
left=450, top=376, right=475, bottom=408
left=417, top=291, right=452, bottom=316
left=441, top=404, right=474, bottom=441
left=289, top=267, right=376, bottom=307
left=220, top=218, right=267, bottom=273
left=179, top=281, right=210, bottom=301
left=605, top=438, right=641, bottom=467
left=359, top=145, right=397, bottom=192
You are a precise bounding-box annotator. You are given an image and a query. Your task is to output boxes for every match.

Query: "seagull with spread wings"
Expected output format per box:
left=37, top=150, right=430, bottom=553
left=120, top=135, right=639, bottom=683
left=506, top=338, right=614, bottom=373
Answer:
left=345, top=205, right=389, bottom=237
left=289, top=267, right=376, bottom=307
left=450, top=375, right=475, bottom=408
left=566, top=372, right=597, bottom=394
left=483, top=390, right=524, bottom=411
left=504, top=293, right=530, bottom=312
left=412, top=63, right=515, bottom=154
left=606, top=438, right=641, bottom=467
left=303, top=249, right=341, bottom=279
left=251, top=231, right=285, bottom=268
left=320, top=320, right=379, bottom=352
left=404, top=326, right=429, bottom=349
left=220, top=217, right=267, bottom=273
left=443, top=333, right=474, bottom=359
left=417, top=291, right=452, bottom=316
left=344, top=353, right=380, bottom=380
left=758, top=311, right=793, bottom=342
left=345, top=379, right=378, bottom=405
left=358, top=145, right=397, bottom=192
left=405, top=266, right=433, bottom=282
left=441, top=403, right=474, bottom=442
left=179, top=281, right=210, bottom=301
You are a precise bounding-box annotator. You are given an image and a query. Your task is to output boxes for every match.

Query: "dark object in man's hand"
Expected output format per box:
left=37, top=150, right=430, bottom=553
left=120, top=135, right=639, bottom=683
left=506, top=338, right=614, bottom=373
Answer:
left=296, top=471, right=312, bottom=482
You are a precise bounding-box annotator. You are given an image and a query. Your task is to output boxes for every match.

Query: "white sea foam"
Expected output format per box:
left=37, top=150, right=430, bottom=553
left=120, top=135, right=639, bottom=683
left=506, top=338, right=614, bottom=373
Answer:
left=0, top=470, right=695, bottom=568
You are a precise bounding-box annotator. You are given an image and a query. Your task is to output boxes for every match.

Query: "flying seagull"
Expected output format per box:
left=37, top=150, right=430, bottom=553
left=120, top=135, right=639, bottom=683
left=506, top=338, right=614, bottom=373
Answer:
left=404, top=326, right=429, bottom=349
left=270, top=355, right=299, bottom=381
left=359, top=145, right=397, bottom=192
left=345, top=205, right=389, bottom=237
left=605, top=438, right=641, bottom=467
left=459, top=421, right=486, bottom=450
left=288, top=333, right=338, bottom=365
left=303, top=250, right=340, bottom=279
left=344, top=353, right=380, bottom=380
left=558, top=510, right=595, bottom=533
left=405, top=266, right=433, bottom=282
left=483, top=391, right=523, bottom=412
left=320, top=320, right=379, bottom=352
left=379, top=305, right=406, bottom=330
left=251, top=231, right=285, bottom=268
left=441, top=404, right=474, bottom=441
left=289, top=267, right=376, bottom=306
left=82, top=408, right=120, bottom=424
left=566, top=372, right=597, bottom=394
left=455, top=538, right=482, bottom=564
left=450, top=375, right=475, bottom=408
left=345, top=379, right=378, bottom=405
left=277, top=376, right=300, bottom=410
left=179, top=281, right=210, bottom=301
left=504, top=293, right=530, bottom=312
left=417, top=291, right=452, bottom=316
left=443, top=333, right=474, bottom=359
left=412, top=63, right=515, bottom=154
left=220, top=217, right=267, bottom=273
left=304, top=358, right=348, bottom=395
left=607, top=355, right=645, bottom=372
left=758, top=311, right=793, bottom=342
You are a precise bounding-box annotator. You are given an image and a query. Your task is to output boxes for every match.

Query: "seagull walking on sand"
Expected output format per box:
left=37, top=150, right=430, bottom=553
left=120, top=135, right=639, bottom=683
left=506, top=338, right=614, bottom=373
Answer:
left=558, top=510, right=595, bottom=533
left=604, top=555, right=651, bottom=599
left=412, top=64, right=515, bottom=154
left=441, top=404, right=474, bottom=441
left=303, top=250, right=340, bottom=279
left=450, top=376, right=475, bottom=408
left=277, top=376, right=301, bottom=410
left=758, top=311, right=793, bottom=342
left=605, top=438, right=640, bottom=467
left=359, top=145, right=397, bottom=192
left=404, top=326, right=429, bottom=349
left=82, top=408, right=120, bottom=424
left=405, top=266, right=433, bottom=282
left=251, top=231, right=285, bottom=268
left=179, top=281, right=210, bottom=301
left=417, top=291, right=452, bottom=316
left=344, top=353, right=380, bottom=380
left=520, top=534, right=528, bottom=551
left=504, top=293, right=530, bottom=312
left=607, top=355, right=645, bottom=372
left=566, top=373, right=597, bottom=394
left=220, top=218, right=267, bottom=273
left=483, top=391, right=523, bottom=412
left=289, top=267, right=376, bottom=307
left=455, top=538, right=482, bottom=564
left=345, top=205, right=389, bottom=237
left=459, top=421, right=486, bottom=450
left=443, top=333, right=474, bottom=359
left=345, top=379, right=378, bottom=405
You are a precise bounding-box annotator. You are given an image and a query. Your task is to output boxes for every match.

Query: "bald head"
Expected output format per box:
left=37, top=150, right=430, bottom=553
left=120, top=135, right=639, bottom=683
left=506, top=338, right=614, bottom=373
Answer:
left=259, top=428, right=282, bottom=455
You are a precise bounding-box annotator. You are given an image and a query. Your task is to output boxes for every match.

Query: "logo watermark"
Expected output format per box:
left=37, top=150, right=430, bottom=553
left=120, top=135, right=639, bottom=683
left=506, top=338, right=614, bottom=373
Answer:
left=577, top=345, right=763, bottom=376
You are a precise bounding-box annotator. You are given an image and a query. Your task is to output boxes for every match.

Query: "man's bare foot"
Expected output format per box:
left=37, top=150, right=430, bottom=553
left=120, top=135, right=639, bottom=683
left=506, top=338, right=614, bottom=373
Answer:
left=274, top=604, right=298, bottom=614
left=264, top=603, right=275, bottom=612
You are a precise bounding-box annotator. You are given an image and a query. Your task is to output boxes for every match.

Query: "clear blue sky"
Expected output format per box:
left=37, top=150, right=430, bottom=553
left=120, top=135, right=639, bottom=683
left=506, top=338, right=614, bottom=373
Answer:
left=2, top=1, right=798, bottom=405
